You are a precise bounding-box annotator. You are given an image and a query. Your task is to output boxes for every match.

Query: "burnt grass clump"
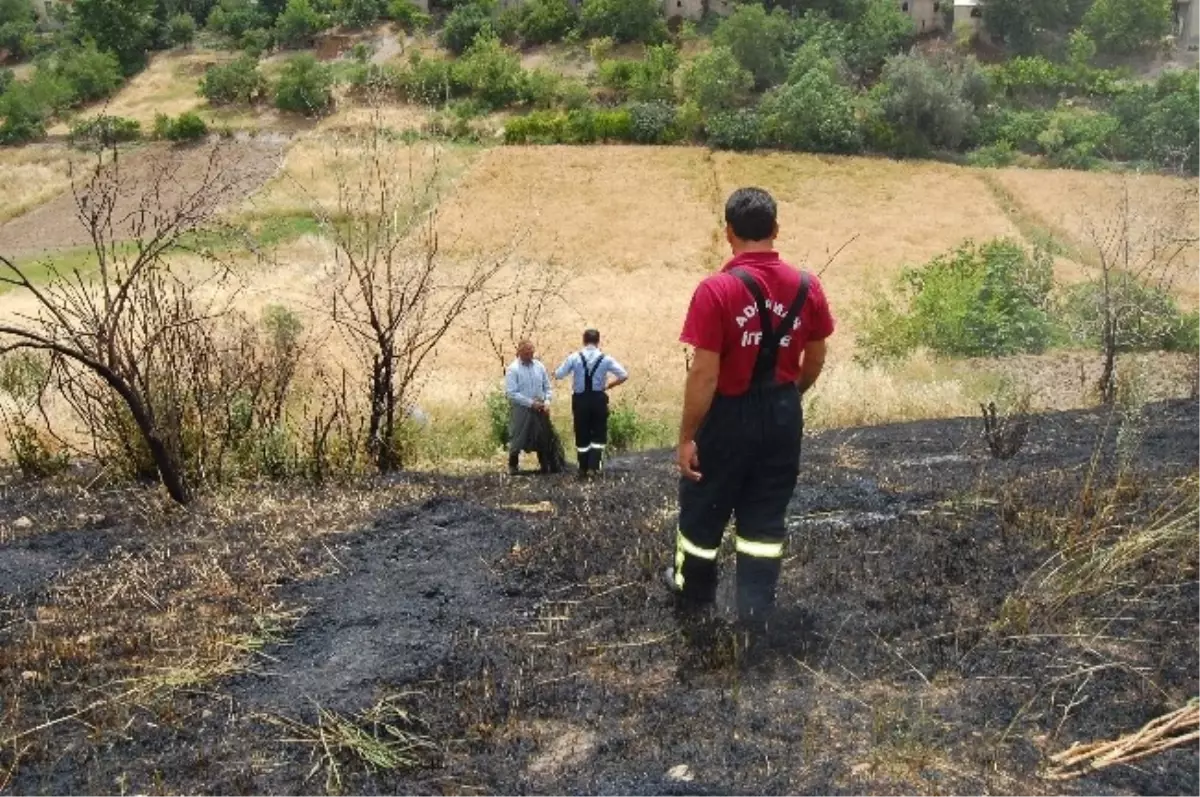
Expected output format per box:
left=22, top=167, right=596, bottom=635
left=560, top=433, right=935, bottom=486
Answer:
left=0, top=400, right=1196, bottom=795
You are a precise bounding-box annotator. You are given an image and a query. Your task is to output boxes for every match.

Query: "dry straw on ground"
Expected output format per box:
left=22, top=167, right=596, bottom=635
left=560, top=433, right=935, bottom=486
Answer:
left=0, top=146, right=90, bottom=223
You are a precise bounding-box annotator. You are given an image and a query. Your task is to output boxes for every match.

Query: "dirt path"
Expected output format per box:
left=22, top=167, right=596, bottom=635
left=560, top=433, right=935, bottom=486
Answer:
left=0, top=138, right=285, bottom=260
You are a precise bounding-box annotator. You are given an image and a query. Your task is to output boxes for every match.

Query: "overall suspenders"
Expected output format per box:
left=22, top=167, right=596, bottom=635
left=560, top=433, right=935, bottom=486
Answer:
left=730, top=268, right=811, bottom=390
left=581, top=352, right=606, bottom=393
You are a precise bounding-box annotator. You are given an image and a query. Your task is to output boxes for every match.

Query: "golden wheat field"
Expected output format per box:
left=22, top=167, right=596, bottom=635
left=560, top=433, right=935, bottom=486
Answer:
left=0, top=133, right=1196, bottom=447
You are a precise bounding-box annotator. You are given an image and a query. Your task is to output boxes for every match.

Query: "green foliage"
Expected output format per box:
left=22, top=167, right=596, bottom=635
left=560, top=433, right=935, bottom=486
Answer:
left=68, top=114, right=141, bottom=148
left=240, top=27, right=275, bottom=55
left=275, top=0, right=327, bottom=47
left=628, top=100, right=676, bottom=143
left=274, top=53, right=333, bottom=114
left=70, top=0, right=157, bottom=74
left=1034, top=104, right=1118, bottom=168
left=5, top=417, right=69, bottom=479
left=1059, top=277, right=1196, bottom=352
left=981, top=0, right=1090, bottom=54
left=388, top=0, right=430, bottom=29
left=517, top=0, right=576, bottom=44
left=607, top=402, right=642, bottom=451
left=502, top=106, right=631, bottom=143
left=440, top=1, right=494, bottom=55
left=166, top=11, right=199, bottom=45
left=857, top=238, right=1055, bottom=361
left=155, top=109, right=208, bottom=140
left=1083, top=0, right=1171, bottom=56
left=870, top=52, right=984, bottom=156
left=704, top=108, right=762, bottom=150
left=395, top=51, right=454, bottom=104
left=760, top=56, right=861, bottom=153
left=579, top=0, right=664, bottom=44
left=711, top=4, right=792, bottom=89
left=493, top=3, right=521, bottom=43
left=0, top=82, right=47, bottom=143
left=0, top=0, right=37, bottom=59
left=337, top=0, right=386, bottom=28
left=680, top=45, right=753, bottom=116
left=486, top=389, right=509, bottom=447
left=199, top=54, right=266, bottom=103
left=207, top=0, right=268, bottom=38
left=842, top=0, right=912, bottom=79
left=1110, top=70, right=1198, bottom=175
left=43, top=43, right=125, bottom=105
left=986, top=55, right=1121, bottom=106
left=451, top=32, right=522, bottom=109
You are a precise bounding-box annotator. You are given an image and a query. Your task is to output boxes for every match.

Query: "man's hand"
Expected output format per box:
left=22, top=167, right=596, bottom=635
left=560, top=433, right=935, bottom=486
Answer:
left=532, top=399, right=545, bottom=413
left=678, top=440, right=701, bottom=482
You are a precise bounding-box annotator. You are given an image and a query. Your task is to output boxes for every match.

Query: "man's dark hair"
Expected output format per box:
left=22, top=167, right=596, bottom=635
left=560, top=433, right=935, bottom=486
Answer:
left=725, top=187, right=777, bottom=242
left=583, top=328, right=600, bottom=345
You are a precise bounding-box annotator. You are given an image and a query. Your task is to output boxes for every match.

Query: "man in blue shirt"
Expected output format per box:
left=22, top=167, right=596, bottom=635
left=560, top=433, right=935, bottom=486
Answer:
left=506, top=340, right=554, bottom=475
left=554, top=329, right=628, bottom=477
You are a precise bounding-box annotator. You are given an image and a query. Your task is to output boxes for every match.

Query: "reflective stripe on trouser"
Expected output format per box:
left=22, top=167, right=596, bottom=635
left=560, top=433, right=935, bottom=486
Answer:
left=572, top=392, right=608, bottom=472
left=674, top=528, right=719, bottom=595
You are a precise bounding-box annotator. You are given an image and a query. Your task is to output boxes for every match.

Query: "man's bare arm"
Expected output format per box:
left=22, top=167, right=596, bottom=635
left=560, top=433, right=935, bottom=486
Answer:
left=680, top=349, right=720, bottom=444
left=797, top=339, right=827, bottom=395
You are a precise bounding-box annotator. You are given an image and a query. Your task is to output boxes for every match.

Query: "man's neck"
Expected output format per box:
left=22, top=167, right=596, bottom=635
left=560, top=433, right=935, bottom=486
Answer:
left=731, top=241, right=775, bottom=256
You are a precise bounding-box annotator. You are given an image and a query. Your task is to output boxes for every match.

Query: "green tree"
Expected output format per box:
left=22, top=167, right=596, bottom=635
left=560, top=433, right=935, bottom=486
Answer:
left=166, top=11, right=198, bottom=45
left=49, top=43, right=125, bottom=103
left=71, top=0, right=157, bottom=74
left=0, top=0, right=37, bottom=59
left=0, top=82, right=48, bottom=144
left=451, top=32, right=523, bottom=108
left=761, top=55, right=861, bottom=153
left=388, top=0, right=430, bottom=29
left=982, top=0, right=1091, bottom=54
left=440, top=0, right=495, bottom=54
left=199, top=54, right=266, bottom=103
left=274, top=0, right=326, bottom=46
left=680, top=45, right=753, bottom=116
left=870, top=52, right=984, bottom=155
left=712, top=4, right=793, bottom=89
left=337, top=0, right=386, bottom=28
left=579, top=0, right=664, bottom=44
left=843, top=0, right=912, bottom=79
left=517, top=0, right=575, bottom=44
left=1083, top=0, right=1172, bottom=55
left=274, top=52, right=333, bottom=114
left=206, top=0, right=268, bottom=37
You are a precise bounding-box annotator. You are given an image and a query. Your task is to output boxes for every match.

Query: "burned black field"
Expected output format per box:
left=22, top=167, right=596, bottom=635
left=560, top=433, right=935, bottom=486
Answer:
left=1, top=400, right=1197, bottom=795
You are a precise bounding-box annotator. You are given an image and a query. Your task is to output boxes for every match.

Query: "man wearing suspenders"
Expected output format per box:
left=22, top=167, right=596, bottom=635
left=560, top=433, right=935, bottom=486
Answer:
left=667, top=187, right=836, bottom=630
left=554, top=329, right=629, bottom=477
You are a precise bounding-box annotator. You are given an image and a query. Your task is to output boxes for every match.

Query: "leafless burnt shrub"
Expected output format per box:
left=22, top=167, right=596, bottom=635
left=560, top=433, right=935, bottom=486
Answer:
left=0, top=142, right=268, bottom=504
left=980, top=400, right=1030, bottom=460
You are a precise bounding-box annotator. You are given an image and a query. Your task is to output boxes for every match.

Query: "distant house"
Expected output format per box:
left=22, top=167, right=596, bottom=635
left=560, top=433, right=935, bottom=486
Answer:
left=899, top=0, right=947, bottom=35
left=662, top=0, right=732, bottom=23
left=1177, top=0, right=1200, bottom=50
left=953, top=0, right=984, bottom=36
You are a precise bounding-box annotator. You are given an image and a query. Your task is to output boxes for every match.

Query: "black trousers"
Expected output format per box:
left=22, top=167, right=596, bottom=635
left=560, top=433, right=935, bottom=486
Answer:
left=674, top=384, right=802, bottom=619
left=571, top=391, right=609, bottom=472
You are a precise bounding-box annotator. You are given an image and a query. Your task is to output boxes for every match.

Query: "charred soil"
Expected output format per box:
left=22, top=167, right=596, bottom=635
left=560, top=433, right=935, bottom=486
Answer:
left=1, top=400, right=1196, bottom=795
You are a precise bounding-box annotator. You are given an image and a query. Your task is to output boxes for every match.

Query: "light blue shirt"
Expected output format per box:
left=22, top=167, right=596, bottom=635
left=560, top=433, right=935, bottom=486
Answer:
left=555, top=346, right=628, bottom=394
left=505, top=358, right=552, bottom=408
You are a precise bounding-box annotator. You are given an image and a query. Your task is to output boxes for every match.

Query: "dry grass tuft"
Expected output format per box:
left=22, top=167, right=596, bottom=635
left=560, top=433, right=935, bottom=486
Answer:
left=265, top=693, right=437, bottom=792
left=0, top=146, right=90, bottom=222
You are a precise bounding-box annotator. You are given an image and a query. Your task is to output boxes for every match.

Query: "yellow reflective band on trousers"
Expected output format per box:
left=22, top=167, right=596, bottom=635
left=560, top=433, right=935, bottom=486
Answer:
left=675, top=529, right=718, bottom=590
left=735, top=536, right=784, bottom=558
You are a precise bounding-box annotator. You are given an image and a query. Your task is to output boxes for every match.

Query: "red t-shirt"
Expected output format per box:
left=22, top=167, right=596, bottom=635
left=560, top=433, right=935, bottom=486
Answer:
left=679, top=251, right=835, bottom=396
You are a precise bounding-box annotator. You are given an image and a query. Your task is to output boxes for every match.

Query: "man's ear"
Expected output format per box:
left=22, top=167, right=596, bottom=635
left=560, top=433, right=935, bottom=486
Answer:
left=771, top=221, right=780, bottom=241
left=725, top=224, right=735, bottom=246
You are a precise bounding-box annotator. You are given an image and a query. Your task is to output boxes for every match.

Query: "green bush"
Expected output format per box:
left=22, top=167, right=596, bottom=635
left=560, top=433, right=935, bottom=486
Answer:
left=240, top=27, right=275, bottom=56
left=579, top=0, right=664, bottom=44
left=396, top=52, right=455, bottom=104
left=199, top=54, right=267, bottom=103
left=680, top=45, right=753, bottom=117
left=628, top=100, right=676, bottom=143
left=207, top=0, right=268, bottom=38
left=338, top=0, right=386, bottom=27
left=856, top=238, right=1055, bottom=361
left=167, top=12, right=198, bottom=45
left=156, top=110, right=209, bottom=141
left=275, top=0, right=327, bottom=46
left=0, top=0, right=37, bottom=59
left=966, top=141, right=1019, bottom=168
left=48, top=43, right=125, bottom=105
left=1110, top=71, right=1199, bottom=175
left=712, top=3, right=792, bottom=89
left=977, top=106, right=1050, bottom=154
left=274, top=53, right=334, bottom=114
left=760, top=61, right=861, bottom=153
left=441, top=1, right=495, bottom=55
left=68, top=114, right=141, bottom=148
left=843, top=0, right=913, bottom=79
left=1059, top=276, right=1194, bottom=352
left=607, top=402, right=642, bottom=451
left=452, top=32, right=523, bottom=109
left=1083, top=0, right=1171, bottom=55
left=486, top=389, right=509, bottom=447
left=388, top=0, right=430, bottom=29
left=1034, top=105, right=1118, bottom=168
left=517, top=0, right=575, bottom=44
left=0, top=83, right=47, bottom=144
left=596, top=46, right=677, bottom=102
left=593, top=107, right=631, bottom=139
left=520, top=67, right=561, bottom=109
left=70, top=0, right=156, bottom=74
left=503, top=106, right=631, bottom=143
left=704, top=108, right=762, bottom=151
left=870, top=52, right=982, bottom=156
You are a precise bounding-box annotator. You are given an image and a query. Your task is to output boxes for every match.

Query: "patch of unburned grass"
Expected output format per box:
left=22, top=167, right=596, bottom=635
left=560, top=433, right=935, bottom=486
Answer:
left=0, top=146, right=90, bottom=223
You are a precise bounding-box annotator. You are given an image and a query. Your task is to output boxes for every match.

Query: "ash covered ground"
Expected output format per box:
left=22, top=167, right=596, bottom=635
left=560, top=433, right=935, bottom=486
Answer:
left=1, top=400, right=1196, bottom=795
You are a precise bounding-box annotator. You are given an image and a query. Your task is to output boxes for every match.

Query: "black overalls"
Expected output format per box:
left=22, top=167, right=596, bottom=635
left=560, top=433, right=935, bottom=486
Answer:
left=673, top=268, right=811, bottom=620
left=572, top=352, right=609, bottom=474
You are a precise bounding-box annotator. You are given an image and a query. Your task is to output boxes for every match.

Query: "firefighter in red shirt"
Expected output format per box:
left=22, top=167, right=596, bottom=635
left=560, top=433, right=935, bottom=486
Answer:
left=666, top=187, right=835, bottom=628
